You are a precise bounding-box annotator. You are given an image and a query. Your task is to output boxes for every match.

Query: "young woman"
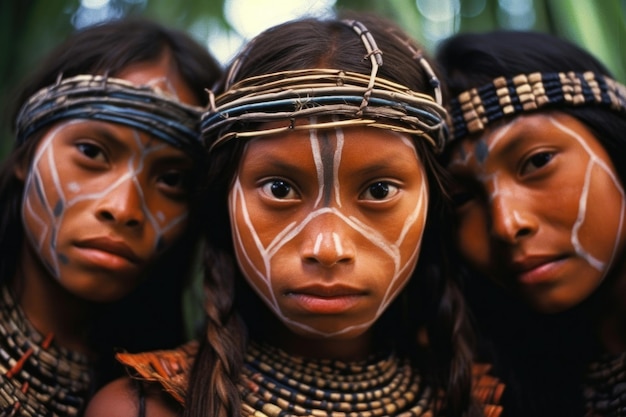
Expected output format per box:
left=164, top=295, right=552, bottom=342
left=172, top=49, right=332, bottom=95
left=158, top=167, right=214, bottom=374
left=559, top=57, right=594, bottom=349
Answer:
left=86, top=13, right=503, bottom=417
left=0, top=17, right=220, bottom=416
left=437, top=30, right=626, bottom=416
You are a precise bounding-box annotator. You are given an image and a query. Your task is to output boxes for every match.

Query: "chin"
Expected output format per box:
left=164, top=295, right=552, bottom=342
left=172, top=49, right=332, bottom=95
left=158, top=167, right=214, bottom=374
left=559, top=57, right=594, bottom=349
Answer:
left=287, top=321, right=371, bottom=340
left=525, top=295, right=578, bottom=314
left=65, top=279, right=139, bottom=304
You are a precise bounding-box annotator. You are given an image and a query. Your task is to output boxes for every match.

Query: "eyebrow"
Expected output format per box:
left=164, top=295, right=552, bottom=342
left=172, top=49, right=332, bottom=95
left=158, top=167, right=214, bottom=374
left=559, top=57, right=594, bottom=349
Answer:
left=246, top=156, right=305, bottom=173
left=75, top=122, right=128, bottom=148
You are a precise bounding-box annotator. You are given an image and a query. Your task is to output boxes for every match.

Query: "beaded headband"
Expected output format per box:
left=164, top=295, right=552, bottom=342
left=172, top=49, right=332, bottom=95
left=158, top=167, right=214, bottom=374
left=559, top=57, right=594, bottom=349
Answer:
left=448, top=71, right=626, bottom=142
left=15, top=75, right=204, bottom=156
left=202, top=19, right=449, bottom=153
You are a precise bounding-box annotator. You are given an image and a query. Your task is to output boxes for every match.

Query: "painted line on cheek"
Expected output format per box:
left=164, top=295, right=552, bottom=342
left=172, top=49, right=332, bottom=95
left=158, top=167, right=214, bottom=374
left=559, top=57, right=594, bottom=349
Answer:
left=571, top=157, right=605, bottom=270
left=46, top=144, right=64, bottom=205
left=230, top=178, right=272, bottom=285
left=379, top=181, right=427, bottom=315
left=345, top=212, right=399, bottom=263
left=24, top=188, right=49, bottom=250
left=395, top=169, right=427, bottom=247
left=549, top=117, right=625, bottom=272
left=230, top=177, right=285, bottom=311
left=32, top=127, right=66, bottom=277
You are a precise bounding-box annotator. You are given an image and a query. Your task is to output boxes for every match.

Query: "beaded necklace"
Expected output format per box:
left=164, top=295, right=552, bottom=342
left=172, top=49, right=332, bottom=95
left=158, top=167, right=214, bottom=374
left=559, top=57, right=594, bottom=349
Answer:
left=238, top=341, right=438, bottom=417
left=0, top=285, right=92, bottom=416
left=585, top=351, right=626, bottom=416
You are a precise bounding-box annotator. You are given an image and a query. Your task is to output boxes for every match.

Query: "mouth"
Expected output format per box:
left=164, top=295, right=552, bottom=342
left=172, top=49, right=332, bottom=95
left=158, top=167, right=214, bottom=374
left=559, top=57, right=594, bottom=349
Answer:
left=286, top=284, right=366, bottom=314
left=509, top=254, right=567, bottom=285
left=75, top=237, right=141, bottom=265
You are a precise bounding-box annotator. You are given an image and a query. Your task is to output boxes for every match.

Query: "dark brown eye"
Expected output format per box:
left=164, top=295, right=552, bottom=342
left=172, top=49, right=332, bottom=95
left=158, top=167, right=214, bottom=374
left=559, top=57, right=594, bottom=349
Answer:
left=369, top=182, right=389, bottom=199
left=77, top=142, right=105, bottom=160
left=261, top=179, right=298, bottom=200
left=361, top=181, right=398, bottom=201
left=270, top=180, right=291, bottom=198
left=522, top=152, right=554, bottom=175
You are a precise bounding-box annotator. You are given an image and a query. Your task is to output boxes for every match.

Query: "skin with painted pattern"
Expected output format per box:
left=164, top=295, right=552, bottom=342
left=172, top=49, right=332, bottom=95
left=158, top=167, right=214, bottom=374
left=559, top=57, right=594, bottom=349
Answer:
left=447, top=111, right=626, bottom=313
left=230, top=123, right=428, bottom=348
left=18, top=56, right=198, bottom=305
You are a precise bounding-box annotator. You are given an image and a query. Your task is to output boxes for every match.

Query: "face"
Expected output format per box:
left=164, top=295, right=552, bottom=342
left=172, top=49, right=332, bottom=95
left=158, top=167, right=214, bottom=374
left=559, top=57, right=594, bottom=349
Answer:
left=229, top=123, right=429, bottom=340
left=20, top=57, right=198, bottom=302
left=447, top=112, right=626, bottom=313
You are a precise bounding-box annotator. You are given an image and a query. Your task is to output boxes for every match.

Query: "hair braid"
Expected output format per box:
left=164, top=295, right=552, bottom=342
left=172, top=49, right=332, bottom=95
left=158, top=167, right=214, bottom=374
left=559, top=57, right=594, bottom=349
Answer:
left=442, top=280, right=482, bottom=417
left=183, top=248, right=245, bottom=417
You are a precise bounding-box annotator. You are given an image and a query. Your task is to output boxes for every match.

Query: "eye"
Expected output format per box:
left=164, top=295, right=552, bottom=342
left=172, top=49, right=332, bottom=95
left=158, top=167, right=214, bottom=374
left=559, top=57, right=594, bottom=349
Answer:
left=521, top=151, right=554, bottom=175
left=361, top=181, right=399, bottom=201
left=158, top=170, right=190, bottom=194
left=76, top=142, right=106, bottom=161
left=261, top=179, right=299, bottom=200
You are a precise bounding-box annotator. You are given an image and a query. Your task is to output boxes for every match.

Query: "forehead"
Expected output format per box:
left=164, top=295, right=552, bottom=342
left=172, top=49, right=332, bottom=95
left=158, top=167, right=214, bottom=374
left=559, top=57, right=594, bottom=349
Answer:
left=244, top=125, right=418, bottom=154
left=41, top=119, right=190, bottom=160
left=450, top=113, right=566, bottom=161
left=115, top=55, right=198, bottom=106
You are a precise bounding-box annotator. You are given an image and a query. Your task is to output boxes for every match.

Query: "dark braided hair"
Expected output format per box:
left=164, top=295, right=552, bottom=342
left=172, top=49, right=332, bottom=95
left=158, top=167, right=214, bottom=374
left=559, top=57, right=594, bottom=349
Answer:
left=184, top=12, right=482, bottom=417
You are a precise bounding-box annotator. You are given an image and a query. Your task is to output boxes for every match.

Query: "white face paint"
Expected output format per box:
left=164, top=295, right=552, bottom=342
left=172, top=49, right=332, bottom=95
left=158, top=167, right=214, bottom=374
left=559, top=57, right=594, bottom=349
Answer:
left=20, top=118, right=193, bottom=302
left=229, top=123, right=429, bottom=340
left=448, top=112, right=626, bottom=313
left=18, top=55, right=200, bottom=304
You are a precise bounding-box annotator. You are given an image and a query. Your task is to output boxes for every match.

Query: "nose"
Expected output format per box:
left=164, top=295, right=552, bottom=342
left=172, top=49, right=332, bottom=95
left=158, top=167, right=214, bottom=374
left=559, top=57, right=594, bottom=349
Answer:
left=300, top=215, right=356, bottom=267
left=96, top=179, right=145, bottom=228
left=489, top=192, right=536, bottom=243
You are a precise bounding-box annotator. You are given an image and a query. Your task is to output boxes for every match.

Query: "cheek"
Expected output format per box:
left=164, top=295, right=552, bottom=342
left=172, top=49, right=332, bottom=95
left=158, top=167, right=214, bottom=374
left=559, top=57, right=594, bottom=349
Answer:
left=577, top=163, right=626, bottom=265
left=145, top=197, right=190, bottom=252
left=229, top=186, right=273, bottom=298
left=22, top=160, right=61, bottom=263
left=154, top=211, right=189, bottom=252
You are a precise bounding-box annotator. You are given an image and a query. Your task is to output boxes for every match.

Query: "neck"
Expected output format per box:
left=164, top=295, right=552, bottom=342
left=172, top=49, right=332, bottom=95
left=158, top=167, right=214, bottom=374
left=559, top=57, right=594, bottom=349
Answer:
left=13, top=240, right=94, bottom=355
left=597, top=258, right=626, bottom=354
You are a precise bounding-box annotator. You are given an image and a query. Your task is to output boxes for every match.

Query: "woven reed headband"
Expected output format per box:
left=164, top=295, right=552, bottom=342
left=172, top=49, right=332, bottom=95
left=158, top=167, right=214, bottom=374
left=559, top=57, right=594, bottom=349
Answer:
left=15, top=75, right=204, bottom=156
left=448, top=71, right=626, bottom=142
left=202, top=19, right=449, bottom=153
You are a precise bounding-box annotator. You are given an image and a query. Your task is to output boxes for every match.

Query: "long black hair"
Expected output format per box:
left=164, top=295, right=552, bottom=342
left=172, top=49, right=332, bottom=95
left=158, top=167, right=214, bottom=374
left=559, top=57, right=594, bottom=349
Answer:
left=436, top=30, right=626, bottom=417
left=0, top=16, right=221, bottom=387
left=184, top=12, right=481, bottom=417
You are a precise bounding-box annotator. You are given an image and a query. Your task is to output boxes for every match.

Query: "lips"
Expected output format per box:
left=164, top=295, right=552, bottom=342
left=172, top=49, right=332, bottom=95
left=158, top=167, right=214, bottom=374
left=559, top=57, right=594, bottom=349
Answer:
left=289, top=283, right=365, bottom=298
left=286, top=284, right=366, bottom=314
left=509, top=254, right=567, bottom=285
left=75, top=237, right=141, bottom=264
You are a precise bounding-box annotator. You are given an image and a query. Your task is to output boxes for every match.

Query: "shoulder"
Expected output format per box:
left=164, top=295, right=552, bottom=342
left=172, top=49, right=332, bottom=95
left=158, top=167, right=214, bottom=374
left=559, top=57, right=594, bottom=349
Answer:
left=472, top=363, right=505, bottom=417
left=115, top=340, right=198, bottom=405
left=84, top=377, right=180, bottom=417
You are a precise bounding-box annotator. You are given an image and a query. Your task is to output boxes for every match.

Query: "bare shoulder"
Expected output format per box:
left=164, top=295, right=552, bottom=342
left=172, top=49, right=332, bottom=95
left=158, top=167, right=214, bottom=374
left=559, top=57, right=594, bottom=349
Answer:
left=84, top=376, right=181, bottom=417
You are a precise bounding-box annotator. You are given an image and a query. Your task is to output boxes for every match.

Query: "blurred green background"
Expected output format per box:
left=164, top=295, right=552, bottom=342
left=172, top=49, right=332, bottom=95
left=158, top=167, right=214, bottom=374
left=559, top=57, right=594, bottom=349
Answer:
left=1, top=0, right=625, bottom=161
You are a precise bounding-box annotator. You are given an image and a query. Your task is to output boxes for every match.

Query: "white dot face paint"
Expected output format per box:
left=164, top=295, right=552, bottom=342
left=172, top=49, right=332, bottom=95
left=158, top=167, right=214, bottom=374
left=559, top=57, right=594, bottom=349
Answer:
left=447, top=112, right=626, bottom=313
left=229, top=124, right=429, bottom=341
left=21, top=118, right=193, bottom=303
